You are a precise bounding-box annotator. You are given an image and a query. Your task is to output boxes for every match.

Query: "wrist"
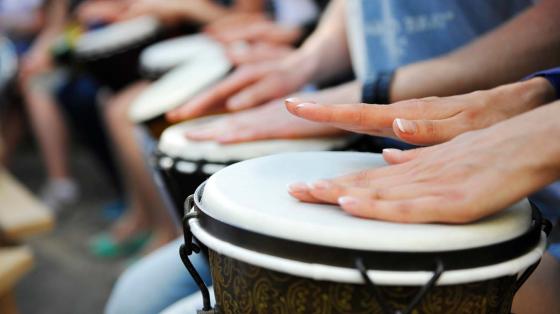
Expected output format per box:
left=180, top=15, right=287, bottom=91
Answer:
left=514, top=77, right=556, bottom=109
left=283, top=49, right=318, bottom=85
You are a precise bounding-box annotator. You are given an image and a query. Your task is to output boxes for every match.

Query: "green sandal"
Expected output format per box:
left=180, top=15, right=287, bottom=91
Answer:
left=89, top=232, right=151, bottom=258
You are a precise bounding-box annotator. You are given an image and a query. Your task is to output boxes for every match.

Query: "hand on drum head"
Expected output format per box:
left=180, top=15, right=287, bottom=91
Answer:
left=207, top=17, right=303, bottom=46
left=226, top=42, right=294, bottom=66
left=204, top=12, right=268, bottom=36
left=184, top=99, right=344, bottom=143
left=289, top=102, right=560, bottom=223
left=76, top=0, right=129, bottom=25
left=118, top=0, right=184, bottom=25
left=285, top=78, right=557, bottom=146
left=166, top=57, right=310, bottom=123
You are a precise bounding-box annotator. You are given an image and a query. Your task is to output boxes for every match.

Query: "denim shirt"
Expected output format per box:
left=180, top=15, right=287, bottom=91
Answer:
left=346, top=0, right=533, bottom=82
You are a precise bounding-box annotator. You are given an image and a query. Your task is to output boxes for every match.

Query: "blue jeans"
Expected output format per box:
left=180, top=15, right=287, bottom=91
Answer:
left=105, top=238, right=211, bottom=314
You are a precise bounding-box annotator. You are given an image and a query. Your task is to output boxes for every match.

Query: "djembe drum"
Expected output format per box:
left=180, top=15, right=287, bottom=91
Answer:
left=129, top=47, right=231, bottom=138
left=156, top=117, right=361, bottom=218
left=139, top=34, right=223, bottom=80
left=181, top=152, right=548, bottom=314
left=73, top=16, right=162, bottom=90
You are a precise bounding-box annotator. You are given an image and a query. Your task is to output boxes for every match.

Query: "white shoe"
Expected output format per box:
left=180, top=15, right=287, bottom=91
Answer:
left=40, top=178, right=80, bottom=212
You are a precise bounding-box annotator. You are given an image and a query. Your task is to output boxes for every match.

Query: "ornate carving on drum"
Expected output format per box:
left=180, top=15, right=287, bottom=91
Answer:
left=209, top=251, right=515, bottom=314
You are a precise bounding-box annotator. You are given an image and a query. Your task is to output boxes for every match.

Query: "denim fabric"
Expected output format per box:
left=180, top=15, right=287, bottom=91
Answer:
left=105, top=238, right=211, bottom=314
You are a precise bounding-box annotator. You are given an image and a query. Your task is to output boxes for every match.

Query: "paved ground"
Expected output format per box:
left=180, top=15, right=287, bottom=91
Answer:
left=11, top=143, right=126, bottom=314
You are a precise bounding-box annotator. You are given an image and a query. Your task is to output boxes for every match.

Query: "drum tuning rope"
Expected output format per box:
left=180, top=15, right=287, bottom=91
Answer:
left=355, top=258, right=443, bottom=314
left=179, top=195, right=218, bottom=314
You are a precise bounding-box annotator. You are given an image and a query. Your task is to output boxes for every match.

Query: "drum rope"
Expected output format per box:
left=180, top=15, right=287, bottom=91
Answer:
left=179, top=195, right=218, bottom=313
left=355, top=257, right=443, bottom=314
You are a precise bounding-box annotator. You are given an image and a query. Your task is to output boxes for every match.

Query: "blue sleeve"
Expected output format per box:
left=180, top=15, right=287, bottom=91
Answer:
left=524, top=67, right=560, bottom=100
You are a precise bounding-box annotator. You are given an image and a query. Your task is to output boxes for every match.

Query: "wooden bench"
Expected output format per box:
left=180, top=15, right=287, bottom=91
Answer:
left=0, top=246, right=33, bottom=314
left=0, top=170, right=54, bottom=239
left=0, top=169, right=54, bottom=314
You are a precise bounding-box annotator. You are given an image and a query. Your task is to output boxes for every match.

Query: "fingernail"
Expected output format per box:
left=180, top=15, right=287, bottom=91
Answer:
left=311, top=180, right=330, bottom=190
left=382, top=148, right=402, bottom=154
left=294, top=102, right=318, bottom=111
left=395, top=119, right=417, bottom=134
left=285, top=97, right=300, bottom=104
left=288, top=182, right=308, bottom=193
left=338, top=196, right=358, bottom=207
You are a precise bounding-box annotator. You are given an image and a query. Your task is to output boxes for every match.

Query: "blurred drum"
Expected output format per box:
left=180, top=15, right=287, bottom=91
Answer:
left=74, top=16, right=162, bottom=90
left=0, top=36, right=17, bottom=100
left=129, top=48, right=231, bottom=138
left=182, top=152, right=548, bottom=314
left=139, top=34, right=223, bottom=79
left=156, top=118, right=361, bottom=217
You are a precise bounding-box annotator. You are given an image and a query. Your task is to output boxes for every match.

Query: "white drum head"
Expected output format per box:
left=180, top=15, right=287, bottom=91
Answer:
left=158, top=116, right=353, bottom=164
left=75, top=16, right=161, bottom=57
left=140, top=34, right=223, bottom=74
left=129, top=50, right=231, bottom=123
left=201, top=152, right=533, bottom=252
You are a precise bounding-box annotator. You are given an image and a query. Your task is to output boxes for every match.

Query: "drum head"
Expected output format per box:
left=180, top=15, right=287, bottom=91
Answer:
left=129, top=50, right=231, bottom=123
left=140, top=34, right=222, bottom=75
left=158, top=117, right=353, bottom=164
left=75, top=16, right=161, bottom=58
left=200, top=152, right=533, bottom=252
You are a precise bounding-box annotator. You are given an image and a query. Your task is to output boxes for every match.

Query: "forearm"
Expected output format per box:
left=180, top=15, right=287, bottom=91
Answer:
left=391, top=0, right=560, bottom=102
left=232, top=0, right=265, bottom=12
left=283, top=0, right=351, bottom=85
left=492, top=100, right=560, bottom=183
left=174, top=0, right=230, bottom=24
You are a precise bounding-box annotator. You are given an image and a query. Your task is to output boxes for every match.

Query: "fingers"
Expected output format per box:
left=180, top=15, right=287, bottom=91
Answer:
left=393, top=117, right=464, bottom=145
left=338, top=196, right=458, bottom=223
left=226, top=75, right=284, bottom=111
left=166, top=67, right=264, bottom=122
left=382, top=148, right=423, bottom=164
left=286, top=99, right=396, bottom=129
left=288, top=182, right=326, bottom=203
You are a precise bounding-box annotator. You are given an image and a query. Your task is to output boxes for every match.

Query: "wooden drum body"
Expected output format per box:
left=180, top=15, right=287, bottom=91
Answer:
left=183, top=152, right=548, bottom=314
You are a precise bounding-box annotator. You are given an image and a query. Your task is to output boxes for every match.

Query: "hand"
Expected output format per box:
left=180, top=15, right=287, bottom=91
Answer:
left=286, top=78, right=556, bottom=145
left=185, top=99, right=345, bottom=144
left=76, top=0, right=128, bottom=24
left=209, top=18, right=303, bottom=46
left=226, top=42, right=294, bottom=66
left=204, top=12, right=267, bottom=35
left=166, top=55, right=313, bottom=122
left=119, top=0, right=183, bottom=25
left=288, top=102, right=560, bottom=223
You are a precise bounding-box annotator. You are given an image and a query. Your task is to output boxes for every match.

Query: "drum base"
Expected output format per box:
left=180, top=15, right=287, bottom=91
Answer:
left=209, top=251, right=516, bottom=314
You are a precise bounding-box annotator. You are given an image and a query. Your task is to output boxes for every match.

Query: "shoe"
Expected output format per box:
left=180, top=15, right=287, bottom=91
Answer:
left=89, top=232, right=151, bottom=259
left=40, top=178, right=80, bottom=212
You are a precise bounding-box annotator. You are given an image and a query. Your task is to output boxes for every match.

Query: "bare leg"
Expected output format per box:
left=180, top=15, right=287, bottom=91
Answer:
left=513, top=252, right=560, bottom=314
left=104, top=82, right=177, bottom=248
left=21, top=84, right=78, bottom=210
left=22, top=87, right=70, bottom=179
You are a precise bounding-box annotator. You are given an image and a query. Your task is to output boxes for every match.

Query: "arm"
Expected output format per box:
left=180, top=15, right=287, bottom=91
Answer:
left=167, top=0, right=352, bottom=121
left=286, top=76, right=557, bottom=145
left=390, top=0, right=560, bottom=101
